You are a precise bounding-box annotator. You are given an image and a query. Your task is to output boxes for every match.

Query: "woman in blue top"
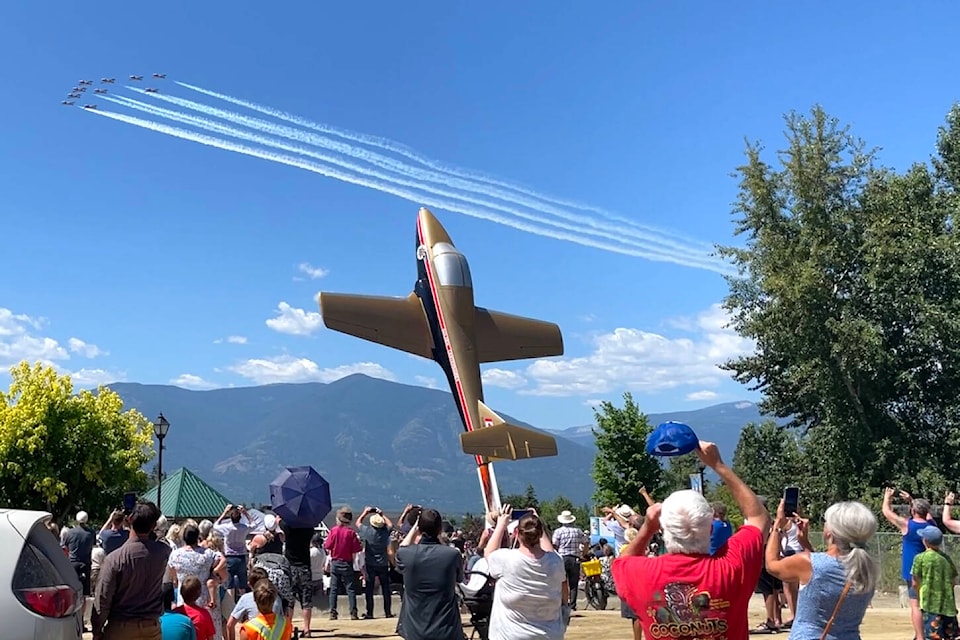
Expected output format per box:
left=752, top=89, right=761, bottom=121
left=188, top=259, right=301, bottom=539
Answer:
left=765, top=499, right=878, bottom=640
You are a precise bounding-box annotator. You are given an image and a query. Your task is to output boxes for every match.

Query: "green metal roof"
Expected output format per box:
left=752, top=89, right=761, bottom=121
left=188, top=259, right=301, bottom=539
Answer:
left=141, top=467, right=232, bottom=519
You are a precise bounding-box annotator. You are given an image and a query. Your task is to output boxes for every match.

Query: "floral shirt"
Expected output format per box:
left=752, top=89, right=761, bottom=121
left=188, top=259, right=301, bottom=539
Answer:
left=168, top=545, right=218, bottom=607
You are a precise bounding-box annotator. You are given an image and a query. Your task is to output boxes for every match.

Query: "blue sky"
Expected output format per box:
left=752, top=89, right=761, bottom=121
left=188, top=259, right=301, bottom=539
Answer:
left=1, top=2, right=958, bottom=430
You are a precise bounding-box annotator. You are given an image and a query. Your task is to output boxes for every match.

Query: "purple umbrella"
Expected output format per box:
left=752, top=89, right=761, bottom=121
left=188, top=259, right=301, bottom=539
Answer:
left=269, top=466, right=332, bottom=528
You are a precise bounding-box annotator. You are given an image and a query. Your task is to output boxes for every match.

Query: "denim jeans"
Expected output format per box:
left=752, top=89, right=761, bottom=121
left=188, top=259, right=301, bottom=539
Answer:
left=328, top=560, right=357, bottom=616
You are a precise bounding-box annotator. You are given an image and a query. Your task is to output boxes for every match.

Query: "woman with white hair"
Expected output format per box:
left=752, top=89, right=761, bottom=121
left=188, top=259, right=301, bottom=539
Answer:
left=765, top=500, right=878, bottom=639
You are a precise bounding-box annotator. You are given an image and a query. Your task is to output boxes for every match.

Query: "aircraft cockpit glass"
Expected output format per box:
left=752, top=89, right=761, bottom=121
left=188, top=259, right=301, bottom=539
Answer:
left=433, top=242, right=472, bottom=287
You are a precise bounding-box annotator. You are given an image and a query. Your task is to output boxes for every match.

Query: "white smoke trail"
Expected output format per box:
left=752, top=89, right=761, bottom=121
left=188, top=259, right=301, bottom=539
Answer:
left=114, top=91, right=720, bottom=268
left=139, top=87, right=718, bottom=261
left=84, top=108, right=734, bottom=272
left=176, top=81, right=716, bottom=253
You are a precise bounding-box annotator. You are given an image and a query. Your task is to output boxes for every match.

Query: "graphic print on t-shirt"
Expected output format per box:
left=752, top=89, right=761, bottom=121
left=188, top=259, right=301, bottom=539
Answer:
left=647, top=581, right=730, bottom=638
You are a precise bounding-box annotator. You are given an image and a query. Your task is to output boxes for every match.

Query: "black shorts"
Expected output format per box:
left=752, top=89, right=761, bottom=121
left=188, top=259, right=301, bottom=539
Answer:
left=755, top=566, right=782, bottom=596
left=290, top=564, right=313, bottom=609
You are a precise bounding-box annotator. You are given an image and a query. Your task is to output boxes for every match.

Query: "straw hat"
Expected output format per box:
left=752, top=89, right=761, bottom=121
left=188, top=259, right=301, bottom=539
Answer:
left=557, top=510, right=576, bottom=524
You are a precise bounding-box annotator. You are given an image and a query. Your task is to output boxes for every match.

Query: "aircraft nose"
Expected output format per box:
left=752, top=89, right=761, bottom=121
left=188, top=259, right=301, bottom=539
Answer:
left=417, top=208, right=452, bottom=245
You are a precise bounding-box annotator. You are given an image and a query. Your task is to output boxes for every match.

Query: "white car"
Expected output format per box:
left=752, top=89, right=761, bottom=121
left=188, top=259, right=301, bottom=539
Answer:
left=0, top=509, right=83, bottom=639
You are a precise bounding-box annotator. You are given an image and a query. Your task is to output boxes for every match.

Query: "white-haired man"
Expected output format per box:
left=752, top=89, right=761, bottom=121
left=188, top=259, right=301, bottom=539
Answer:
left=612, top=441, right=769, bottom=640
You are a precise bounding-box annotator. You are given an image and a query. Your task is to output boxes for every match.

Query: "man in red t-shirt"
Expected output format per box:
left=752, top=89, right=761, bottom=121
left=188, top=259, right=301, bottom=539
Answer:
left=323, top=507, right=363, bottom=620
left=612, top=441, right=770, bottom=640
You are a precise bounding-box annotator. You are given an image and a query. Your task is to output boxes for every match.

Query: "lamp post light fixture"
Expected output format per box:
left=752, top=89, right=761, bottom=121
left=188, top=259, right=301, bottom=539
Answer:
left=153, top=413, right=170, bottom=513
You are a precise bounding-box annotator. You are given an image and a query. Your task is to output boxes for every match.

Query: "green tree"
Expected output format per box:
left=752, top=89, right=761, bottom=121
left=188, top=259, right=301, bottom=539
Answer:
left=661, top=455, right=709, bottom=496
left=591, top=393, right=663, bottom=508
left=731, top=421, right=802, bottom=508
left=523, top=483, right=539, bottom=509
left=718, top=104, right=960, bottom=513
left=538, top=495, right=590, bottom=531
left=0, top=362, right=154, bottom=522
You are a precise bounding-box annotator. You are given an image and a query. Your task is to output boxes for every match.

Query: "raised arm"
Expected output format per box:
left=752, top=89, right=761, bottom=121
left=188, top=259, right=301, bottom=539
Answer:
left=882, top=487, right=908, bottom=534
left=765, top=499, right=813, bottom=583
left=698, top=441, right=770, bottom=536
left=619, top=503, right=661, bottom=557
left=943, top=493, right=960, bottom=535
left=485, top=505, right=511, bottom=558
left=639, top=485, right=655, bottom=507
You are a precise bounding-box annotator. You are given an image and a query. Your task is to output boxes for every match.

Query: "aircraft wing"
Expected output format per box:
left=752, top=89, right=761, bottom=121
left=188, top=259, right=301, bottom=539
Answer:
left=474, top=308, right=563, bottom=363
left=319, top=292, right=434, bottom=359
left=460, top=400, right=558, bottom=460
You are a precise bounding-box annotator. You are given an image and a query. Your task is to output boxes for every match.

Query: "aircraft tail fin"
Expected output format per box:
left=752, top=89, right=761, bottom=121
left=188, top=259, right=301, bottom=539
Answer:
left=460, top=401, right=559, bottom=460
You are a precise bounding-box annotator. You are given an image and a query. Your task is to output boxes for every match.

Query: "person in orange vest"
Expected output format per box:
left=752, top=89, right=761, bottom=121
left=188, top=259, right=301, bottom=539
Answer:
left=239, top=580, right=292, bottom=640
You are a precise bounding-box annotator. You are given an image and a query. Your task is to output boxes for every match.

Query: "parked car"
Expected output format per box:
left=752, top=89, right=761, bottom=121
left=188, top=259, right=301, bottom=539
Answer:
left=0, top=509, right=83, bottom=639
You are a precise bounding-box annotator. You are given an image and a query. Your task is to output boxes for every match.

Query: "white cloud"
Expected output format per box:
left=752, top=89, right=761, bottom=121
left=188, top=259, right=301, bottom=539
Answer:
left=513, top=303, right=754, bottom=397
left=0, top=308, right=69, bottom=368
left=481, top=368, right=528, bottom=390
left=414, top=375, right=439, bottom=389
left=68, top=337, right=105, bottom=358
left=214, top=335, right=248, bottom=345
left=0, top=308, right=121, bottom=387
left=298, top=262, right=329, bottom=280
left=229, top=355, right=396, bottom=385
left=579, top=313, right=598, bottom=323
left=170, top=373, right=219, bottom=390
left=265, top=302, right=323, bottom=336
left=71, top=368, right=125, bottom=387
left=686, top=390, right=719, bottom=402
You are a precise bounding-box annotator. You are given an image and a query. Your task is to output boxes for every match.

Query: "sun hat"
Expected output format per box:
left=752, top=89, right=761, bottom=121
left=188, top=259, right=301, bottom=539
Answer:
left=370, top=514, right=386, bottom=528
left=263, top=514, right=277, bottom=531
left=646, top=421, right=699, bottom=457
left=557, top=510, right=576, bottom=524
left=615, top=505, right=635, bottom=519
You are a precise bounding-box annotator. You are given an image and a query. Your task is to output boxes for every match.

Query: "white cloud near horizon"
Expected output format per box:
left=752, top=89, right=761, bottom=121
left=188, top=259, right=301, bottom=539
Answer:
left=229, top=355, right=396, bottom=385
left=214, top=335, right=248, bottom=345
left=171, top=373, right=220, bottom=390
left=0, top=308, right=121, bottom=386
left=490, top=303, right=754, bottom=397
left=414, top=375, right=439, bottom=389
left=482, top=368, right=528, bottom=390
left=265, top=302, right=323, bottom=336
left=298, top=262, right=329, bottom=280
left=686, top=390, right=719, bottom=401
left=68, top=337, right=105, bottom=358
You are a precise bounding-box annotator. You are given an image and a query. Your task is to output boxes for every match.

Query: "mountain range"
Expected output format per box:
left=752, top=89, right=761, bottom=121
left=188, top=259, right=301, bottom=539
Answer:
left=107, top=375, right=767, bottom=514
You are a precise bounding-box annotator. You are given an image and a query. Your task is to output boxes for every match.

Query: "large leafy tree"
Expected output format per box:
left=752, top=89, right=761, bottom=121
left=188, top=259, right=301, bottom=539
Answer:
left=591, top=392, right=663, bottom=508
left=0, top=361, right=154, bottom=522
left=719, top=105, right=960, bottom=512
left=731, top=421, right=802, bottom=506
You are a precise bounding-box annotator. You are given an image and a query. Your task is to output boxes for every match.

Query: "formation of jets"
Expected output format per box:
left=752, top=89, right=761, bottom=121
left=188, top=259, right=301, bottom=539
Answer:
left=61, top=73, right=165, bottom=106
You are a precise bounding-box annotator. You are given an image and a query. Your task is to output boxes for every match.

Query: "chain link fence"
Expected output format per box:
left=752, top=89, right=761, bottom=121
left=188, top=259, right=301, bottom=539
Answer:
left=805, top=531, right=960, bottom=596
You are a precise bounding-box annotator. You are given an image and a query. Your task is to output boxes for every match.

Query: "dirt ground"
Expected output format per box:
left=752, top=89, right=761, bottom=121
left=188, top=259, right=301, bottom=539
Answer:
left=82, top=593, right=914, bottom=638
left=273, top=593, right=914, bottom=639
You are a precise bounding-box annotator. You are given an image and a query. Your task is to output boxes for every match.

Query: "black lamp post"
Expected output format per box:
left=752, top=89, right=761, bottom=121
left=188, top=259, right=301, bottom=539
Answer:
left=153, top=413, right=170, bottom=513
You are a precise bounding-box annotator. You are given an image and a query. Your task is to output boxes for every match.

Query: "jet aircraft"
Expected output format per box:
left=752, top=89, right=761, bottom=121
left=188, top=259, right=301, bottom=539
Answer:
left=144, top=87, right=159, bottom=93
left=152, top=73, right=166, bottom=78
left=129, top=75, right=143, bottom=81
left=93, top=88, right=107, bottom=94
left=319, top=207, right=563, bottom=514
left=78, top=80, right=92, bottom=85
left=61, top=101, right=74, bottom=106
left=101, top=78, right=115, bottom=83
left=68, top=93, right=81, bottom=99
left=83, top=104, right=97, bottom=109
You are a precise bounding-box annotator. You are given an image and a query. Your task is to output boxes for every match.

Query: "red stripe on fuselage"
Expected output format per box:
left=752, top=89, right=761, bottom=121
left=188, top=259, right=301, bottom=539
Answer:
left=416, top=217, right=484, bottom=468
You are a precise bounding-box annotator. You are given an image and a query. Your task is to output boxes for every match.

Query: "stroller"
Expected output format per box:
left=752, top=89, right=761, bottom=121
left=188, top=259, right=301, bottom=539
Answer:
left=458, top=559, right=496, bottom=640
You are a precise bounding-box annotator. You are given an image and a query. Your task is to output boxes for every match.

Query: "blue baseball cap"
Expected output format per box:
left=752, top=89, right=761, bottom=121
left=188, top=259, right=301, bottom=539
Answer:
left=646, top=421, right=699, bottom=457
